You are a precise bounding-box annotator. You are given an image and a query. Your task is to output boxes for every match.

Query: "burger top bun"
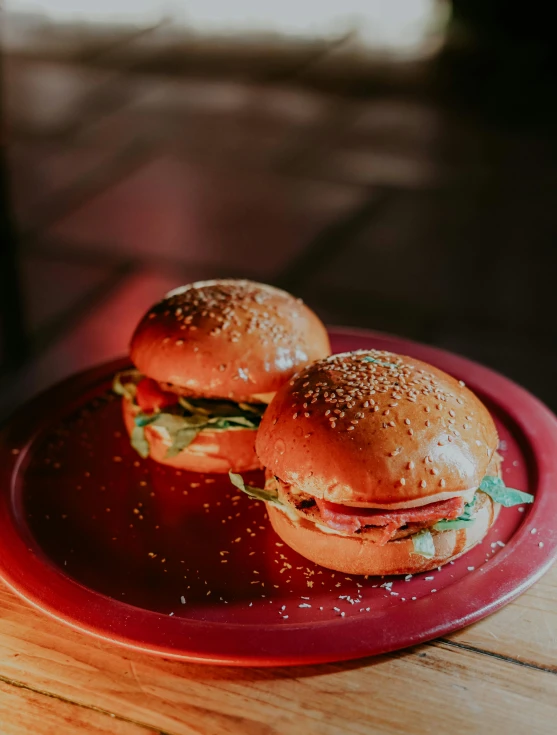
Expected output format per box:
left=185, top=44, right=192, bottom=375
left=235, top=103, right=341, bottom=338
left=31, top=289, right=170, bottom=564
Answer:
left=130, top=280, right=330, bottom=403
left=256, top=350, right=498, bottom=507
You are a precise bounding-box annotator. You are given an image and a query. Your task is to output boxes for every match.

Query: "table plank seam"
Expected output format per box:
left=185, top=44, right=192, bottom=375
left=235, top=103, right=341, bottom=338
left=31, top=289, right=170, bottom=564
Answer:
left=0, top=672, right=174, bottom=735
left=436, top=639, right=557, bottom=675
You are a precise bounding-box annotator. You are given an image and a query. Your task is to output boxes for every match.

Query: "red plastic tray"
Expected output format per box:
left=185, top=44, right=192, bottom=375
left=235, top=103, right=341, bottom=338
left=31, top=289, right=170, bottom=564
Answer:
left=1, top=328, right=556, bottom=666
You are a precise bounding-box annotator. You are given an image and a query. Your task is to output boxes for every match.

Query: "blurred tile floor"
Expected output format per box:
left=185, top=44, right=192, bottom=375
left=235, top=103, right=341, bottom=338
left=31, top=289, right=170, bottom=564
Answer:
left=2, top=38, right=557, bottom=421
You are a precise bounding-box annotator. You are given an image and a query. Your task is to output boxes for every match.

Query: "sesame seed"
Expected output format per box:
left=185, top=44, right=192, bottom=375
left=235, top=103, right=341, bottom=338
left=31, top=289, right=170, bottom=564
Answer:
left=539, top=542, right=544, bottom=548
left=531, top=528, right=537, bottom=535
left=420, top=480, right=427, bottom=488
left=408, top=429, right=414, bottom=436
left=440, top=479, right=446, bottom=487
left=404, top=418, right=411, bottom=425
left=400, top=478, right=406, bottom=486
left=408, top=461, right=415, bottom=469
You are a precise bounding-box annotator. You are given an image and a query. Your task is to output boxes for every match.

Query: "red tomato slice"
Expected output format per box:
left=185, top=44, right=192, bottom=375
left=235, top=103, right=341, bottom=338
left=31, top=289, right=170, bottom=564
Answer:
left=135, top=378, right=179, bottom=412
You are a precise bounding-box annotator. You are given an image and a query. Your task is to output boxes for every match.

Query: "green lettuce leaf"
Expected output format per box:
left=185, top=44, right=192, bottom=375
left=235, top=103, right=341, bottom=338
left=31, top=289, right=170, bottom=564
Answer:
left=113, top=369, right=141, bottom=401
left=151, top=413, right=207, bottom=432
left=130, top=425, right=150, bottom=458
left=434, top=497, right=477, bottom=531
left=433, top=518, right=476, bottom=531
left=411, top=529, right=436, bottom=558
left=166, top=427, right=202, bottom=457
left=147, top=413, right=208, bottom=458
left=116, top=370, right=264, bottom=459
left=212, top=415, right=259, bottom=429
left=134, top=413, right=159, bottom=427
left=180, top=396, right=264, bottom=421
left=479, top=476, right=534, bottom=507
left=229, top=472, right=282, bottom=505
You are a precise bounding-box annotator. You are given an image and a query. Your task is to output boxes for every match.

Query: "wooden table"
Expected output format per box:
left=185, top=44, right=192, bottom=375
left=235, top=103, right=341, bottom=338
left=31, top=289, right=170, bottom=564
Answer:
left=0, top=563, right=556, bottom=734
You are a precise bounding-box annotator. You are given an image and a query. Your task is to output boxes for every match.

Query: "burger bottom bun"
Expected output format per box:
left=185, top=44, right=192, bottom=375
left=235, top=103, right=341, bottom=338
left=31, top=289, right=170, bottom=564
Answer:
left=267, top=497, right=500, bottom=576
left=122, top=398, right=261, bottom=473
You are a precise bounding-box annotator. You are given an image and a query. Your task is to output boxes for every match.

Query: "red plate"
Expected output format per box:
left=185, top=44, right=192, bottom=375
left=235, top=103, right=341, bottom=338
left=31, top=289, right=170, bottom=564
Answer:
left=1, top=328, right=557, bottom=666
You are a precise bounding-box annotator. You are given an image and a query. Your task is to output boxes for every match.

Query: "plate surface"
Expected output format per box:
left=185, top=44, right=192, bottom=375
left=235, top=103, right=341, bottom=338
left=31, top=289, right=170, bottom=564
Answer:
left=1, top=328, right=556, bottom=666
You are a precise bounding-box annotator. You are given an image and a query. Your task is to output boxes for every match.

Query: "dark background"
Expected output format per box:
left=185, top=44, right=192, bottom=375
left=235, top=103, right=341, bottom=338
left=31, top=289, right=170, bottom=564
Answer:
left=1, top=1, right=557, bottom=421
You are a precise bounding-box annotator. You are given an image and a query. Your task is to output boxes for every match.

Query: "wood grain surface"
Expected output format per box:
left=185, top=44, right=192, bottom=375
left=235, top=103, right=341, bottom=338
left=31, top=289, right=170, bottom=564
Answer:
left=0, top=680, right=159, bottom=735
left=1, top=567, right=556, bottom=735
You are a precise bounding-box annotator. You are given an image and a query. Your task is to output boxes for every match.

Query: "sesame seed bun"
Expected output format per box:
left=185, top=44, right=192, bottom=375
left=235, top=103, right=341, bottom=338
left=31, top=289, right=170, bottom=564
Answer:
left=122, top=396, right=261, bottom=473
left=130, top=280, right=331, bottom=403
left=256, top=350, right=499, bottom=507
left=267, top=493, right=500, bottom=575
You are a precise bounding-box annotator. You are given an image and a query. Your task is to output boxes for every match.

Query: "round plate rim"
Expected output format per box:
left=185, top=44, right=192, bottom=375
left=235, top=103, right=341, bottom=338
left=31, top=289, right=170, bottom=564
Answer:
left=1, top=327, right=557, bottom=666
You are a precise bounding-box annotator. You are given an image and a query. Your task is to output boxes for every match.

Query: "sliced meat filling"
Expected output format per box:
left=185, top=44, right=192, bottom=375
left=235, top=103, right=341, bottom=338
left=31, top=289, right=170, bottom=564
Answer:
left=275, top=478, right=469, bottom=546
left=316, top=496, right=465, bottom=535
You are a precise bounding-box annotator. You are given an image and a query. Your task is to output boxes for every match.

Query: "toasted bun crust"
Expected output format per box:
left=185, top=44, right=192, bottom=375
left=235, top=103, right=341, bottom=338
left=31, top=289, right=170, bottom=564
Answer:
left=129, top=279, right=330, bottom=402
left=256, top=350, right=499, bottom=505
left=122, top=396, right=261, bottom=473
left=267, top=494, right=500, bottom=575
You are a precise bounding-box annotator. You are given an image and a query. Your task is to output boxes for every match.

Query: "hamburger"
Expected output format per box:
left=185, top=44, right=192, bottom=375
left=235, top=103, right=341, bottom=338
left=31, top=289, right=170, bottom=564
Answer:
left=114, top=279, right=330, bottom=473
left=230, top=350, right=533, bottom=574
